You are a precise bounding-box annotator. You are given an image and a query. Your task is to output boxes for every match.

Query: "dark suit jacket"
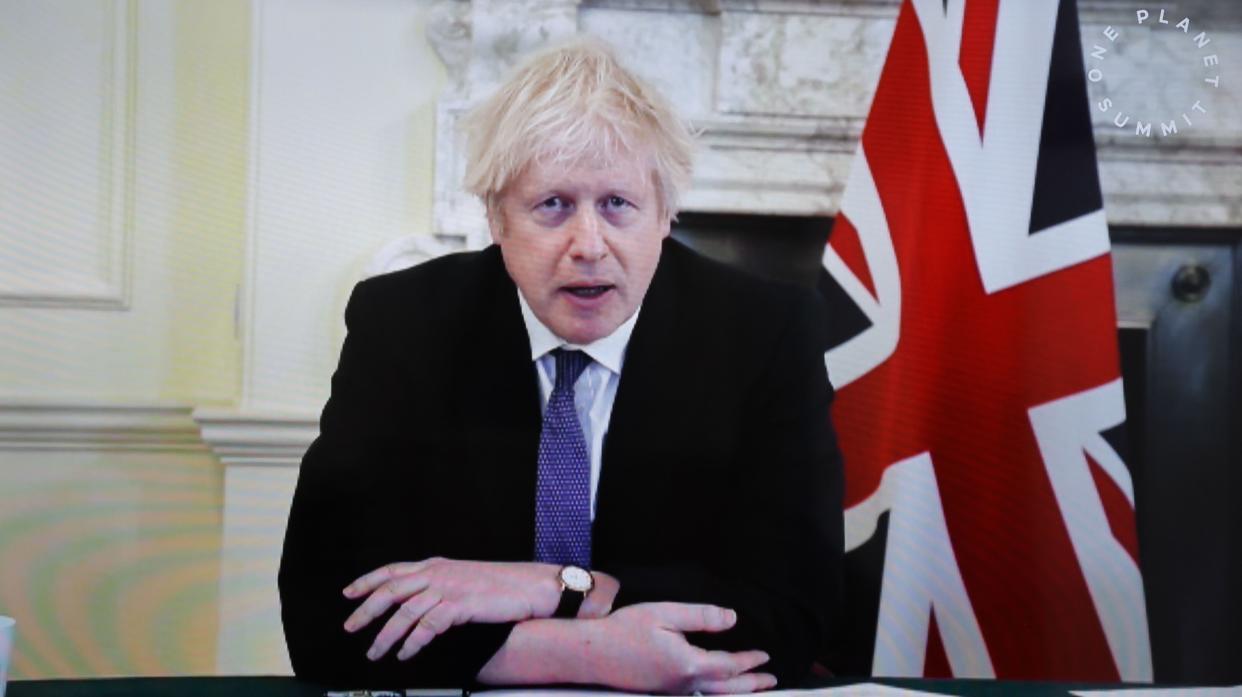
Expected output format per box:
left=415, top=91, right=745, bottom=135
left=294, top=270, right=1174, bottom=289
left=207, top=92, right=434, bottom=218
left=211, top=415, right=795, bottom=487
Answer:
left=279, top=238, right=844, bottom=689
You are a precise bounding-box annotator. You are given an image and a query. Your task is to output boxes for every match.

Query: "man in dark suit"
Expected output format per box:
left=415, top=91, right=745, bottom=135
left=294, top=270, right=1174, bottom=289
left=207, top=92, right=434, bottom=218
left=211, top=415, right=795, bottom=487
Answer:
left=279, top=39, right=843, bottom=694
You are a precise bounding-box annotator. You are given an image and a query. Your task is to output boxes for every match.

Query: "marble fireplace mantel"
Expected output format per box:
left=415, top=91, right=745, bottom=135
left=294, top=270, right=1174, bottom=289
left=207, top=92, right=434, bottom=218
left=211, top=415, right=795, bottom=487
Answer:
left=422, top=0, right=1241, bottom=253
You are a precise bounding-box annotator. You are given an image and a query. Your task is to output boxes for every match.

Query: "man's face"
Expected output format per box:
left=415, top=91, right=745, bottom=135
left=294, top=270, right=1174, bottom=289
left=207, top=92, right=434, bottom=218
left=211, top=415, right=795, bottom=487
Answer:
left=492, top=149, right=670, bottom=345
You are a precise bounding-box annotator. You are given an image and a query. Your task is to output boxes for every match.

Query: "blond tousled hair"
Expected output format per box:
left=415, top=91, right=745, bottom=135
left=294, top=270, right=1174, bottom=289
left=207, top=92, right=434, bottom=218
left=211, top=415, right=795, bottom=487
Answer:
left=460, top=38, right=695, bottom=220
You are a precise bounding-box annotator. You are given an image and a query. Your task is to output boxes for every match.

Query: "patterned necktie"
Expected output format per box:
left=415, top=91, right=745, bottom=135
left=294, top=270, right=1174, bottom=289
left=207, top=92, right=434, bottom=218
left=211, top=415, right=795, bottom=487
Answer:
left=533, top=348, right=593, bottom=567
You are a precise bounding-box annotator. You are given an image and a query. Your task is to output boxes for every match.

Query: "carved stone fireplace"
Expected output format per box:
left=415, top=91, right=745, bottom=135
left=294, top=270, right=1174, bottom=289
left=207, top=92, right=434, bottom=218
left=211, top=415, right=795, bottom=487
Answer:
left=416, top=0, right=1239, bottom=250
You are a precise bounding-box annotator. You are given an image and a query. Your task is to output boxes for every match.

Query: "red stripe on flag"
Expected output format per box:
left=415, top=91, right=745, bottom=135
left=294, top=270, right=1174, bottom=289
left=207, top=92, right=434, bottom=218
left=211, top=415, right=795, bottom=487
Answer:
left=1087, top=452, right=1141, bottom=565
left=960, top=0, right=1000, bottom=136
left=830, top=214, right=878, bottom=300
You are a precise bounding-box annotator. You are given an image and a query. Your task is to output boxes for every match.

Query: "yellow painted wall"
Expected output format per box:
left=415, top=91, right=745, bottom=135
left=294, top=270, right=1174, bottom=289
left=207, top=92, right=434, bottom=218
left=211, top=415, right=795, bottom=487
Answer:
left=0, top=0, right=453, bottom=678
left=1, top=0, right=451, bottom=679
left=0, top=0, right=249, bottom=679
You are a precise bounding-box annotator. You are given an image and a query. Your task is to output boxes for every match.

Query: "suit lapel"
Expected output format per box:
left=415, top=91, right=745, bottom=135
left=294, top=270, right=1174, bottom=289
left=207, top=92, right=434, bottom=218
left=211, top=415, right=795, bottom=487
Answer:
left=595, top=238, right=682, bottom=528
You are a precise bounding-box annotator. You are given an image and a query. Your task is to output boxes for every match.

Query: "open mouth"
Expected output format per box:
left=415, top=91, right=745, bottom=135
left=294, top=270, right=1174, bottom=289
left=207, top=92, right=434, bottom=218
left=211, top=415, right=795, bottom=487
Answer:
left=563, top=285, right=613, bottom=298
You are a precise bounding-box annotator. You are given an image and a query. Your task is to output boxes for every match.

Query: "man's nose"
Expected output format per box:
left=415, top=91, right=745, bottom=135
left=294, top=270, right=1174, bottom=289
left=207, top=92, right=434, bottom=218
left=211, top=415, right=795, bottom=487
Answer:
left=567, top=210, right=608, bottom=261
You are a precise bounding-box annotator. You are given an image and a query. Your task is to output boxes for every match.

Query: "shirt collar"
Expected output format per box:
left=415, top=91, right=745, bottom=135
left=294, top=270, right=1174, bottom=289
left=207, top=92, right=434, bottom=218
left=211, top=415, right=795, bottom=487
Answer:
left=517, top=291, right=639, bottom=375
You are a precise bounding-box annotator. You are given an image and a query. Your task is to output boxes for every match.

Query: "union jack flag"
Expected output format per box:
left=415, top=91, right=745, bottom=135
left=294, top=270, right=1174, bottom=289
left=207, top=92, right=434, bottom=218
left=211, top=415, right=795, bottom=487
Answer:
left=823, top=0, right=1152, bottom=680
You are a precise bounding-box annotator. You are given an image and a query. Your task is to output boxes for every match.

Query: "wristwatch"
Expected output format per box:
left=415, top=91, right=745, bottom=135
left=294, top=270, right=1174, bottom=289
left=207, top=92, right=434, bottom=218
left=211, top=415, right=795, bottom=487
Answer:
left=554, top=564, right=595, bottom=619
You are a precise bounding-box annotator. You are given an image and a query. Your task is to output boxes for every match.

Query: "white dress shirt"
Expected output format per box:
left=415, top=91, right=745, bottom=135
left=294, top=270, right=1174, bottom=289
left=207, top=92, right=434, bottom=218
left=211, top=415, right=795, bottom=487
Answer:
left=517, top=292, right=640, bottom=521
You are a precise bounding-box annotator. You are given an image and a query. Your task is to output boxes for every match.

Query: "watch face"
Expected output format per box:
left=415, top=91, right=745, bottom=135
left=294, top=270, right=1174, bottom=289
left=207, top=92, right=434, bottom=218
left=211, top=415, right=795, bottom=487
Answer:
left=560, top=565, right=594, bottom=593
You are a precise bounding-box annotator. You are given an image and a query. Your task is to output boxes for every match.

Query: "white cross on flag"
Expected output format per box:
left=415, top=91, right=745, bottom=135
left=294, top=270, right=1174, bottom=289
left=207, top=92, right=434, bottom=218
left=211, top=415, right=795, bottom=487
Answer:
left=822, top=0, right=1152, bottom=680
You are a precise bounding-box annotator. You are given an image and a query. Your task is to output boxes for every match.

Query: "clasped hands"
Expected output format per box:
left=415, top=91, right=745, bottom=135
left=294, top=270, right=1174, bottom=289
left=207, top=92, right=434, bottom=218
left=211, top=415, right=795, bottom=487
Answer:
left=341, top=558, right=776, bottom=694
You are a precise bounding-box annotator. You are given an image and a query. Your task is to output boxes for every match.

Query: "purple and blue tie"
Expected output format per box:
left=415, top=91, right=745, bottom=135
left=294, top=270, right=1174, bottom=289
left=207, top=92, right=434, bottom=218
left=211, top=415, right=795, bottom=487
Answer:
left=533, top=348, right=593, bottom=567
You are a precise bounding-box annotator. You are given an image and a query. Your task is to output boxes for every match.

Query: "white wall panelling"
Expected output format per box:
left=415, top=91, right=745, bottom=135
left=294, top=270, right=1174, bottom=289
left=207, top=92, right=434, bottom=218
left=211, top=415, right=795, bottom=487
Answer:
left=192, top=408, right=317, bottom=468
left=0, top=0, right=246, bottom=402
left=213, top=463, right=298, bottom=676
left=0, top=400, right=202, bottom=452
left=0, top=0, right=135, bottom=309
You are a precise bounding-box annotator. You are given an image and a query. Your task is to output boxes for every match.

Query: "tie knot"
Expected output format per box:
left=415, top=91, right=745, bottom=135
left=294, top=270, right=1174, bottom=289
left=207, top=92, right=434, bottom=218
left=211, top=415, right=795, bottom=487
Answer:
left=553, top=349, right=591, bottom=391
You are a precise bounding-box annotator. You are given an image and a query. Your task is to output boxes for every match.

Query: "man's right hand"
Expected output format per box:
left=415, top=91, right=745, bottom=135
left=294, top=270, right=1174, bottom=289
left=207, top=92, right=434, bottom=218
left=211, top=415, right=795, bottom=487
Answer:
left=478, top=601, right=776, bottom=694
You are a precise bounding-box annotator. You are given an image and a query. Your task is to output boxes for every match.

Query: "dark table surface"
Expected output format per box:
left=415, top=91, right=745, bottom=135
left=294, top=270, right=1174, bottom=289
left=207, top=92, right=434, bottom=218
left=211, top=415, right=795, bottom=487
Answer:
left=11, top=676, right=1233, bottom=697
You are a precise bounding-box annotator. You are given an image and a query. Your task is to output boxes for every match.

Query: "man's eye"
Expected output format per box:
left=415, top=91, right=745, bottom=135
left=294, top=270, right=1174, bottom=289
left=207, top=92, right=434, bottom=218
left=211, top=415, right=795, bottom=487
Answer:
left=604, top=195, right=630, bottom=209
left=538, top=197, right=567, bottom=210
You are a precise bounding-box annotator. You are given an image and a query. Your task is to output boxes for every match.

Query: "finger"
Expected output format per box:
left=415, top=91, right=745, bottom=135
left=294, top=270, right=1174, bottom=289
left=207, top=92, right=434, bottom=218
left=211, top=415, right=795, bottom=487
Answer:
left=693, top=672, right=778, bottom=694
left=651, top=603, right=738, bottom=633
left=343, top=558, right=440, bottom=598
left=694, top=649, right=770, bottom=681
left=365, top=591, right=441, bottom=661
left=344, top=574, right=432, bottom=633
left=396, top=601, right=466, bottom=661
